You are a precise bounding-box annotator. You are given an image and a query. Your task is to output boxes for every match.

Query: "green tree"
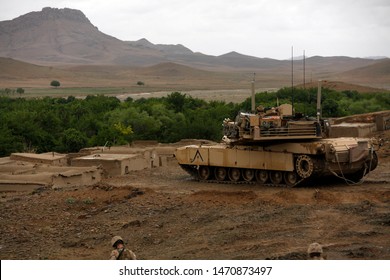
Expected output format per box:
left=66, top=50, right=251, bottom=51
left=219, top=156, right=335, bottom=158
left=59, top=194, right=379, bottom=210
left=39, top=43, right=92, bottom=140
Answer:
left=322, top=98, right=340, bottom=117
left=50, top=80, right=61, bottom=88
left=166, top=92, right=187, bottom=113
left=6, top=109, right=45, bottom=152
left=4, top=88, right=12, bottom=95
left=0, top=125, right=24, bottom=156
left=113, top=122, right=133, bottom=143
left=60, top=128, right=87, bottom=152
left=16, top=88, right=25, bottom=96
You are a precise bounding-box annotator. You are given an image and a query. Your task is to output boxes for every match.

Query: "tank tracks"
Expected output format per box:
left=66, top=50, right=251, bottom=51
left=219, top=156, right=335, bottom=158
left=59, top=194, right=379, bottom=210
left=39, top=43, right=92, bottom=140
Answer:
left=197, top=178, right=304, bottom=188
left=180, top=164, right=304, bottom=188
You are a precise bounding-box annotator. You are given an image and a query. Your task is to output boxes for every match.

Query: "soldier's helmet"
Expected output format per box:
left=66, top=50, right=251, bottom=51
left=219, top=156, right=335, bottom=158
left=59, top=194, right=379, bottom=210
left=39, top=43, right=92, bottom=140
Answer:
left=256, top=105, right=264, bottom=112
left=307, top=242, right=323, bottom=255
left=111, top=236, right=124, bottom=247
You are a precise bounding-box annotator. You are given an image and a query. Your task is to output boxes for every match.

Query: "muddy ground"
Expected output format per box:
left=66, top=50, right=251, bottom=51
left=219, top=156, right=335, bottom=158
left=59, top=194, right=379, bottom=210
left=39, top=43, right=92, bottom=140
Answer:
left=0, top=134, right=389, bottom=260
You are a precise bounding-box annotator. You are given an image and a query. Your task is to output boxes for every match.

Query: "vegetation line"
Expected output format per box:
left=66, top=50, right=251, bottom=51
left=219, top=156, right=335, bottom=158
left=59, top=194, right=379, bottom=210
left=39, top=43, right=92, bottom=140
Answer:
left=0, top=88, right=389, bottom=156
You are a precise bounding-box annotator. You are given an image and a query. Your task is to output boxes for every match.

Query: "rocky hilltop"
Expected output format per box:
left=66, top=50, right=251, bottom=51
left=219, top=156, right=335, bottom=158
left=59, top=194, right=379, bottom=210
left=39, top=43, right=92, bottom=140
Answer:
left=6, top=7, right=91, bottom=28
left=0, top=7, right=165, bottom=65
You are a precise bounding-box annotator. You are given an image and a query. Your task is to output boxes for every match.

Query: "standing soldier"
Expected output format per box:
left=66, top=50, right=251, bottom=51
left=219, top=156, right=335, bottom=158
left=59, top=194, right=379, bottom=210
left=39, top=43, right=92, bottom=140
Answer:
left=307, top=242, right=325, bottom=260
left=110, top=236, right=137, bottom=260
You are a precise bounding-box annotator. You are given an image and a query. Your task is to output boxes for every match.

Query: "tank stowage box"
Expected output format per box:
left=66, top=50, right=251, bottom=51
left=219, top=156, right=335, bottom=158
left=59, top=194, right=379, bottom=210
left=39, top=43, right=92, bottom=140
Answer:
left=175, top=104, right=378, bottom=187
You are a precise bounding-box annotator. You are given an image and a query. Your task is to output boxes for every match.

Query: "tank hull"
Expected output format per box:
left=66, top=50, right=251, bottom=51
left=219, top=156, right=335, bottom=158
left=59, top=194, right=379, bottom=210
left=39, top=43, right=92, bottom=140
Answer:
left=175, top=137, right=378, bottom=187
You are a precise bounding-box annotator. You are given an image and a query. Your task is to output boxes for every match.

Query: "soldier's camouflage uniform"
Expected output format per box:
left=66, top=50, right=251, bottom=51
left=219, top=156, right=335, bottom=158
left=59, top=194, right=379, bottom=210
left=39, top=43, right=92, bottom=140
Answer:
left=110, top=248, right=137, bottom=260
left=110, top=235, right=137, bottom=260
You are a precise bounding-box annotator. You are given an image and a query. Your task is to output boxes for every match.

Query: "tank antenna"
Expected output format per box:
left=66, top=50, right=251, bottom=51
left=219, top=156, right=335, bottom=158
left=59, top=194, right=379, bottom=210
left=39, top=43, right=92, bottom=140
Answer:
left=291, top=46, right=294, bottom=110
left=251, top=73, right=256, bottom=113
left=303, top=50, right=307, bottom=115
left=317, top=80, right=322, bottom=122
left=303, top=50, right=306, bottom=89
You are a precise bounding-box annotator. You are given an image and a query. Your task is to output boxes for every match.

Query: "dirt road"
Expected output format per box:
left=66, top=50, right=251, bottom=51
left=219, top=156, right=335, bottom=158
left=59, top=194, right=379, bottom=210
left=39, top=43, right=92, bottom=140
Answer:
left=0, top=152, right=389, bottom=260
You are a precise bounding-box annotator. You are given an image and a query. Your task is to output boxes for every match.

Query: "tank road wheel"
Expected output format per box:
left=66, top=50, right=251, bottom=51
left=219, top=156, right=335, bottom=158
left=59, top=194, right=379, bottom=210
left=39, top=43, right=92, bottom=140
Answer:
left=214, top=167, right=227, bottom=181
left=228, top=168, right=241, bottom=182
left=198, top=166, right=211, bottom=180
left=295, top=155, right=314, bottom=179
left=284, top=171, right=299, bottom=187
left=255, top=170, right=268, bottom=184
left=270, top=171, right=283, bottom=185
left=242, top=169, right=255, bottom=182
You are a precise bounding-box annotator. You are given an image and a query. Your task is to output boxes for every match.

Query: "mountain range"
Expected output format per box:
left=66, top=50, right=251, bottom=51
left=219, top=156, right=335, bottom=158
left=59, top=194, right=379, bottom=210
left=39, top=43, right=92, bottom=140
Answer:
left=0, top=7, right=389, bottom=89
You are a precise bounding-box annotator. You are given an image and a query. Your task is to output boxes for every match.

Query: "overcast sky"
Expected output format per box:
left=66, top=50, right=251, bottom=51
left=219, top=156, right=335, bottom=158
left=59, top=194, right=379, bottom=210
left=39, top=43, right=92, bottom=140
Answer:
left=1, top=0, right=389, bottom=59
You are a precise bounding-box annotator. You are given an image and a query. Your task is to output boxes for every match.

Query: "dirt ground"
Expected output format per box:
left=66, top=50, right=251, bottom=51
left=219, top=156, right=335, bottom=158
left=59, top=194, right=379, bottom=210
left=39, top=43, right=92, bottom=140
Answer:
left=0, top=132, right=389, bottom=260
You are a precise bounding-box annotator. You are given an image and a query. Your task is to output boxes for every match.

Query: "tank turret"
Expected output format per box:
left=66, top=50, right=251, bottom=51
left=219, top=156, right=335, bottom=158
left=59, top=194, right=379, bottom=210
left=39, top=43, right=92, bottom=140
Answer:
left=222, top=103, right=327, bottom=144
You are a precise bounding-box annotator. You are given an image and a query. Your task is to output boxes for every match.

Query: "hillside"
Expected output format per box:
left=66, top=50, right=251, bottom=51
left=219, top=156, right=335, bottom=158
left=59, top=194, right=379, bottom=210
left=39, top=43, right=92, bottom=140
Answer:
left=0, top=57, right=72, bottom=79
left=305, top=56, right=379, bottom=74
left=0, top=57, right=253, bottom=89
left=337, top=59, right=390, bottom=87
left=296, top=80, right=390, bottom=93
left=2, top=56, right=390, bottom=94
left=0, top=8, right=382, bottom=70
left=0, top=7, right=165, bottom=66
left=1, top=7, right=269, bottom=68
left=1, top=8, right=389, bottom=90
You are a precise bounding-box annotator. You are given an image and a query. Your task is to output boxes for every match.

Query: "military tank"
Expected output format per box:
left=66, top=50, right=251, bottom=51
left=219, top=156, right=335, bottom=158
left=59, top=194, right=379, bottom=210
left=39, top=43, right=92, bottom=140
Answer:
left=174, top=86, right=378, bottom=187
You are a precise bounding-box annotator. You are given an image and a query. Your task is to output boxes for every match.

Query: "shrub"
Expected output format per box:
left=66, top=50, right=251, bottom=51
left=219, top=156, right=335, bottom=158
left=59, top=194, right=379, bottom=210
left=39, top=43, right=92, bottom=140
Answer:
left=50, top=80, right=61, bottom=88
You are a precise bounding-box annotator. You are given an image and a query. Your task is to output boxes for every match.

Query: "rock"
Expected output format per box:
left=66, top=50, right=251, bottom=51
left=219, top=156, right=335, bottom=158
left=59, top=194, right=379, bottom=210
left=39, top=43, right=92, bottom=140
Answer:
left=122, top=220, right=141, bottom=228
